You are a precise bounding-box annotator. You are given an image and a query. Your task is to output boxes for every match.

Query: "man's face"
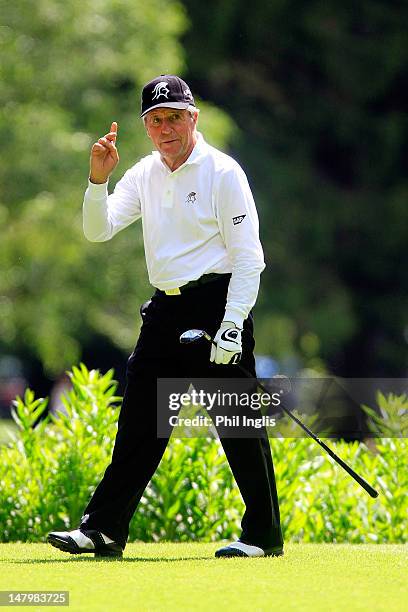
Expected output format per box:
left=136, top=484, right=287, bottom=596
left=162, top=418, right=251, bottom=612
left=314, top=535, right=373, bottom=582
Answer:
left=144, top=108, right=198, bottom=170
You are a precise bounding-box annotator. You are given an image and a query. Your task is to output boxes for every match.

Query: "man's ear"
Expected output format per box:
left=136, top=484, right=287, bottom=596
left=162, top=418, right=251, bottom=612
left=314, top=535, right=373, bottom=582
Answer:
left=145, top=124, right=152, bottom=140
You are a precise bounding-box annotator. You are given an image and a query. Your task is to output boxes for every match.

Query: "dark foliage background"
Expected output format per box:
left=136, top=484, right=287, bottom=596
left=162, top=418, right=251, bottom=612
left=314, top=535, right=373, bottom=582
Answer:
left=182, top=0, right=408, bottom=377
left=0, top=0, right=407, bottom=399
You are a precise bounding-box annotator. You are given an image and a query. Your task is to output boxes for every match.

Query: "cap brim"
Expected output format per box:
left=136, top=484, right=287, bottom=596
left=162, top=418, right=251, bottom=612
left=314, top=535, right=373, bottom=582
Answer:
left=141, top=102, right=194, bottom=117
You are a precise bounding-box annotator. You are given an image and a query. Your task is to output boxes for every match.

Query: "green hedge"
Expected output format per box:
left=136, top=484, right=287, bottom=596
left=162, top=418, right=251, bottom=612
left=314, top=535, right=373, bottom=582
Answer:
left=0, top=365, right=406, bottom=543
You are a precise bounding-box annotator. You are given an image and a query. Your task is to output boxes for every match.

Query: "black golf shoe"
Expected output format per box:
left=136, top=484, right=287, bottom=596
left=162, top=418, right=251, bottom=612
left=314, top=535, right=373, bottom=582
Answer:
left=47, top=528, right=123, bottom=558
left=215, top=541, right=284, bottom=558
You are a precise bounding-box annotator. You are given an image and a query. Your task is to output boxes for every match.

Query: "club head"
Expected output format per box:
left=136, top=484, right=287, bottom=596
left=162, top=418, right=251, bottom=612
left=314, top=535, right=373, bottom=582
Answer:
left=272, top=374, right=292, bottom=395
left=258, top=374, right=291, bottom=397
left=179, top=329, right=212, bottom=344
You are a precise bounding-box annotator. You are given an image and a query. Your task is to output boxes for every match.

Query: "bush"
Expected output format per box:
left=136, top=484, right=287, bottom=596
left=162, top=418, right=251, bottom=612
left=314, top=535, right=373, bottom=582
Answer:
left=0, top=365, right=119, bottom=542
left=0, top=365, right=406, bottom=543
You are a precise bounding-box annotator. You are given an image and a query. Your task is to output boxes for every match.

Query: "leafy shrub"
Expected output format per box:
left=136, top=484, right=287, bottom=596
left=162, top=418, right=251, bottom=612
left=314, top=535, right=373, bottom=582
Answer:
left=0, top=365, right=119, bottom=542
left=0, top=365, right=406, bottom=543
left=363, top=391, right=408, bottom=437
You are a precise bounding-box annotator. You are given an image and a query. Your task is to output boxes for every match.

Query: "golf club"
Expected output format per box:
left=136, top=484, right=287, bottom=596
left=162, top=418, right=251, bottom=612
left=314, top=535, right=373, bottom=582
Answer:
left=180, top=328, right=379, bottom=498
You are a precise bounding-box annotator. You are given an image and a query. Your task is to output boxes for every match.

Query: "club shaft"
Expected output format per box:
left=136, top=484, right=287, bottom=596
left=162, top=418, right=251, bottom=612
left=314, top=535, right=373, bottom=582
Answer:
left=207, top=337, right=379, bottom=498
left=253, top=374, right=379, bottom=498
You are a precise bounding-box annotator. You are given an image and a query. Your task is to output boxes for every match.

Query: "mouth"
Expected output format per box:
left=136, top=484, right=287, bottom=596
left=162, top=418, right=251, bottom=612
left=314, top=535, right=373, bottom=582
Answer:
left=161, top=139, right=178, bottom=145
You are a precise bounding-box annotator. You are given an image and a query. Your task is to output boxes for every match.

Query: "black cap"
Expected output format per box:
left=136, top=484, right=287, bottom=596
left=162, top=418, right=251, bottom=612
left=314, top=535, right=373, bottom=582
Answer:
left=141, top=75, right=195, bottom=117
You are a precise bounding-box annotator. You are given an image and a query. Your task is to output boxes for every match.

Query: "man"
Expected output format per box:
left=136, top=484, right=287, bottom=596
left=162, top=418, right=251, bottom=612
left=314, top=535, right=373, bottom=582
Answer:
left=48, top=75, right=283, bottom=558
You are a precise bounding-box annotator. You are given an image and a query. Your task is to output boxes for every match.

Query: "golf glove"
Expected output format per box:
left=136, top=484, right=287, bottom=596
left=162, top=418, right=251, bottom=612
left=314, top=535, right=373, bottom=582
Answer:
left=210, top=321, right=242, bottom=365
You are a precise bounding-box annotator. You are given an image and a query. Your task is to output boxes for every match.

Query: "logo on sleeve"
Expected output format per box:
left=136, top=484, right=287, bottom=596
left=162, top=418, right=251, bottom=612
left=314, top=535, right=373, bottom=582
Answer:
left=232, top=214, right=246, bottom=225
left=186, top=192, right=197, bottom=204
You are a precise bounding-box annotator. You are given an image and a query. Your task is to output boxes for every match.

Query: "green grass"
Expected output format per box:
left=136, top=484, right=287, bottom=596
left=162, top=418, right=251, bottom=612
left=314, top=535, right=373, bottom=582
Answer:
left=0, top=543, right=406, bottom=611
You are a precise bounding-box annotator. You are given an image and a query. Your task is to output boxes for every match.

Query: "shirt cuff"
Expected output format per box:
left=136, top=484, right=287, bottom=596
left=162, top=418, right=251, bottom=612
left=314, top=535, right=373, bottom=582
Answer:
left=86, top=179, right=109, bottom=199
left=223, top=307, right=245, bottom=329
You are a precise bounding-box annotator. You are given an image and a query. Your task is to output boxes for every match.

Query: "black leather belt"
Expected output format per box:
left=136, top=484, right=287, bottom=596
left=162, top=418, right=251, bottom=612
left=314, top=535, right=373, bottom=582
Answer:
left=158, top=273, right=230, bottom=296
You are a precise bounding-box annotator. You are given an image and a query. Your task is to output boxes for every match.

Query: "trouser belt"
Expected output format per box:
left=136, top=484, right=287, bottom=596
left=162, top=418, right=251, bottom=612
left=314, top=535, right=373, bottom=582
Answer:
left=159, top=273, right=231, bottom=296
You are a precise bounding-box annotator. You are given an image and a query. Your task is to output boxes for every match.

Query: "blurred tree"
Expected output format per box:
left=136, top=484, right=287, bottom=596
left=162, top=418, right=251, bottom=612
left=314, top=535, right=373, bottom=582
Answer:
left=0, top=0, right=234, bottom=376
left=182, top=0, right=408, bottom=375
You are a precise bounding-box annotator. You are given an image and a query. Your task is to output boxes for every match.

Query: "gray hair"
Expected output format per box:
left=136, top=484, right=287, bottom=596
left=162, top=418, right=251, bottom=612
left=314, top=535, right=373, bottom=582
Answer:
left=188, top=105, right=200, bottom=118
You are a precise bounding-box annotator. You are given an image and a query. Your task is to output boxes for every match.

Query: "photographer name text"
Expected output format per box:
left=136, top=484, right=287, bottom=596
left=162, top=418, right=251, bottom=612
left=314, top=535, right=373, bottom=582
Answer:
left=169, top=415, right=276, bottom=429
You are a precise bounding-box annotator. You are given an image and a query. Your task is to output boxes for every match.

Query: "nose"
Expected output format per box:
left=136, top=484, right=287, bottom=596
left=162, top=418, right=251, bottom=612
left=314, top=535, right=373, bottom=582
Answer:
left=160, top=119, right=173, bottom=133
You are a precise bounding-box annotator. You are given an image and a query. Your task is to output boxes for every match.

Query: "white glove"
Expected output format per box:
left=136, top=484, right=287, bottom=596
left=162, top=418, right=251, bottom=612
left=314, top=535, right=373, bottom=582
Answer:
left=210, top=321, right=242, bottom=365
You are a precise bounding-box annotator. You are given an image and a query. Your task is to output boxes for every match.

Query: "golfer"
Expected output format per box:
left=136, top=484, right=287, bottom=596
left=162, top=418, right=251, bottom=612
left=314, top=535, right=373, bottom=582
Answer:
left=48, top=75, right=283, bottom=558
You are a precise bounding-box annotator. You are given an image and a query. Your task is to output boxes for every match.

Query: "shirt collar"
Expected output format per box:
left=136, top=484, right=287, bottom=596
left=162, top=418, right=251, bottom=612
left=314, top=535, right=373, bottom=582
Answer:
left=184, top=132, right=208, bottom=165
left=153, top=132, right=208, bottom=173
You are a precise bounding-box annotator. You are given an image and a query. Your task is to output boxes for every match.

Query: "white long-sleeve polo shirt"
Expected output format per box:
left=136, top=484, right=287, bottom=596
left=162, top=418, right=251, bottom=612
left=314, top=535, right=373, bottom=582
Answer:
left=83, top=134, right=265, bottom=328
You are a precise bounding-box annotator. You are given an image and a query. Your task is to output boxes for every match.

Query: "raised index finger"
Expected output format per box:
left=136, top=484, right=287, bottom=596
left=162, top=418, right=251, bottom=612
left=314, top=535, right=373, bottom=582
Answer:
left=110, top=121, right=118, bottom=137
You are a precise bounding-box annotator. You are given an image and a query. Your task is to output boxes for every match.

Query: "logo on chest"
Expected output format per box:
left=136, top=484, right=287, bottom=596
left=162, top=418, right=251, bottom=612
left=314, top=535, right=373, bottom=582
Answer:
left=186, top=191, right=197, bottom=204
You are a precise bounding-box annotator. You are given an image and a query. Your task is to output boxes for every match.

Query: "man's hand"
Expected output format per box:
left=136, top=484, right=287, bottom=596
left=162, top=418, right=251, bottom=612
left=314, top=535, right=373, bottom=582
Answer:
left=210, top=321, right=242, bottom=365
left=89, top=121, right=119, bottom=184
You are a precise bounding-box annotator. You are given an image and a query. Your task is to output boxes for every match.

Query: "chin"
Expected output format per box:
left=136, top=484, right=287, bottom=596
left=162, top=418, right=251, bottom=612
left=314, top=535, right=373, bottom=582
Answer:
left=161, top=147, right=182, bottom=159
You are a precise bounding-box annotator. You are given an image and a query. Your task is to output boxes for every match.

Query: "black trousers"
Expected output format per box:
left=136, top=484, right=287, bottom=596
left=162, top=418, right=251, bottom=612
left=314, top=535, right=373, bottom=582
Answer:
left=80, top=275, right=283, bottom=550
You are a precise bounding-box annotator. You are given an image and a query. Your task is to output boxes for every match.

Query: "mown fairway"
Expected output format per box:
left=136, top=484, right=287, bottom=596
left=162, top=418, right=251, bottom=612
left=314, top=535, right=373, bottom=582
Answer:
left=0, top=543, right=406, bottom=611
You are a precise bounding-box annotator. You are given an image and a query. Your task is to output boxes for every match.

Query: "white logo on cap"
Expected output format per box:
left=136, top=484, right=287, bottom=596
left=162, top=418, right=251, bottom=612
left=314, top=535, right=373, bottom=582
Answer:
left=183, top=87, right=193, bottom=100
left=152, top=81, right=170, bottom=100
